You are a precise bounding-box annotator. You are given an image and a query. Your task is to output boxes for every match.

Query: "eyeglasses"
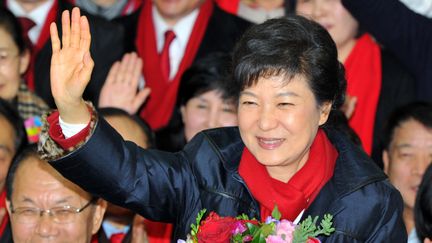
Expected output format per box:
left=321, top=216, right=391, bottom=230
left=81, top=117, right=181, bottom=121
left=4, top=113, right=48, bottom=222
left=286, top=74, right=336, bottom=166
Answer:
left=10, top=198, right=96, bottom=225
left=0, top=50, right=19, bottom=67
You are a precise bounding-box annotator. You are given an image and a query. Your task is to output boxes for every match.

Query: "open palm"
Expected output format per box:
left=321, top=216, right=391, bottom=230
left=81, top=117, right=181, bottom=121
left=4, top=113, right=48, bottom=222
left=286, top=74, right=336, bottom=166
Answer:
left=50, top=8, right=93, bottom=123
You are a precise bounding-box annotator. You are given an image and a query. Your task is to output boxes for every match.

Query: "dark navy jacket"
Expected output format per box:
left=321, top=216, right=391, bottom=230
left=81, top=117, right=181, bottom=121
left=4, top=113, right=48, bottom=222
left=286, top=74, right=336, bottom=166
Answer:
left=48, top=118, right=407, bottom=242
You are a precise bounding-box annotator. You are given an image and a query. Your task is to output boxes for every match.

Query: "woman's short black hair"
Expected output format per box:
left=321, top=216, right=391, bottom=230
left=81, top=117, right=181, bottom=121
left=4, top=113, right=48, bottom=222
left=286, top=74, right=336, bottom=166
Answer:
left=0, top=98, right=27, bottom=152
left=382, top=102, right=432, bottom=150
left=415, top=163, right=432, bottom=240
left=232, top=15, right=346, bottom=118
left=0, top=7, right=27, bottom=54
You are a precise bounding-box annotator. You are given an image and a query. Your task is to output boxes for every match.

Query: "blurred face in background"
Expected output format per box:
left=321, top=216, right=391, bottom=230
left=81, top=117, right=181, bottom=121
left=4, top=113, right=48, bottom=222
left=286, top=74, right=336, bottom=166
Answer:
left=153, top=0, right=202, bottom=25
left=383, top=119, right=432, bottom=211
left=181, top=89, right=238, bottom=141
left=0, top=27, right=29, bottom=101
left=295, top=0, right=358, bottom=61
left=0, top=116, right=16, bottom=190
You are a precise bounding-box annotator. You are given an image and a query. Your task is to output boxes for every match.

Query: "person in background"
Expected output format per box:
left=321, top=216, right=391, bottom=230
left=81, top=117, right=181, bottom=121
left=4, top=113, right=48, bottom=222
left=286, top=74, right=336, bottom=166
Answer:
left=40, top=10, right=406, bottom=241
left=156, top=53, right=238, bottom=152
left=0, top=7, right=49, bottom=143
left=105, top=0, right=250, bottom=130
left=0, top=98, right=27, bottom=242
left=5, top=146, right=107, bottom=243
left=415, top=164, right=432, bottom=242
left=399, top=0, right=432, bottom=18
left=295, top=0, right=416, bottom=166
left=215, top=0, right=288, bottom=23
left=382, top=102, right=432, bottom=242
left=2, top=0, right=124, bottom=108
left=70, top=0, right=142, bottom=20
left=341, top=0, right=432, bottom=102
left=97, top=107, right=153, bottom=243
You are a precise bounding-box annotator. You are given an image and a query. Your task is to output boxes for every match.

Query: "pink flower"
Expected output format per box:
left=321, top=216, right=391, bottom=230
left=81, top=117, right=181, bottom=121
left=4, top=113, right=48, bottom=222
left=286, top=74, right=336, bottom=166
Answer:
left=273, top=219, right=296, bottom=242
left=266, top=235, right=287, bottom=243
left=232, top=221, right=247, bottom=235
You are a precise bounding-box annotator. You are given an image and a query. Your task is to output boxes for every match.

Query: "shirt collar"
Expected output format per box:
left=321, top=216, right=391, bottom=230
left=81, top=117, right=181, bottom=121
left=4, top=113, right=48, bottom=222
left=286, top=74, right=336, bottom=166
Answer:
left=7, top=0, right=55, bottom=27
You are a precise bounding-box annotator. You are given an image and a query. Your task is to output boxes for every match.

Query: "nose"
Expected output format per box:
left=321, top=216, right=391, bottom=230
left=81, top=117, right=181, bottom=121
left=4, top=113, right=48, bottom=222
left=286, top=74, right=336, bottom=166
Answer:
left=258, top=106, right=278, bottom=131
left=34, top=213, right=58, bottom=238
left=311, top=0, right=326, bottom=19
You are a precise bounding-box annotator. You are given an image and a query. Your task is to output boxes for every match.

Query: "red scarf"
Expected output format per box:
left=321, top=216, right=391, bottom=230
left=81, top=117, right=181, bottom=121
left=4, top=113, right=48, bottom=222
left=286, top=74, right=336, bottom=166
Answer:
left=136, top=0, right=214, bottom=130
left=344, top=34, right=381, bottom=155
left=214, top=0, right=239, bottom=15
left=239, top=129, right=338, bottom=221
left=0, top=189, right=9, bottom=236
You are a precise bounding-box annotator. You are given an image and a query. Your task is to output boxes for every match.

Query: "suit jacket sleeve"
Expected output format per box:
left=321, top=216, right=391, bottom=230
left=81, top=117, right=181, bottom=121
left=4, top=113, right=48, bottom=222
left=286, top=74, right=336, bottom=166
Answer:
left=46, top=117, right=201, bottom=224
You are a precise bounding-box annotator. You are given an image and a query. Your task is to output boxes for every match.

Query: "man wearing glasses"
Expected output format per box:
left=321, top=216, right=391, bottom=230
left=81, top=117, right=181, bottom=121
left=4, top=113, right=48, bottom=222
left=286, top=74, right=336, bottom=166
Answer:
left=4, top=146, right=107, bottom=243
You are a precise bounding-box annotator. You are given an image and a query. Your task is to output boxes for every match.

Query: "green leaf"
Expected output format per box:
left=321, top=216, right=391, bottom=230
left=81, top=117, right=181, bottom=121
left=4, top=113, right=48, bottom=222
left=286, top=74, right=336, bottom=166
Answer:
left=271, top=205, right=281, bottom=220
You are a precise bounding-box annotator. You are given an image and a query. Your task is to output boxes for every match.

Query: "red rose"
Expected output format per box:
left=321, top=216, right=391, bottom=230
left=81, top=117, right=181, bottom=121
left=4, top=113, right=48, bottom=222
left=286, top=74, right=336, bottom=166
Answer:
left=307, top=237, right=321, bottom=243
left=197, top=212, right=238, bottom=243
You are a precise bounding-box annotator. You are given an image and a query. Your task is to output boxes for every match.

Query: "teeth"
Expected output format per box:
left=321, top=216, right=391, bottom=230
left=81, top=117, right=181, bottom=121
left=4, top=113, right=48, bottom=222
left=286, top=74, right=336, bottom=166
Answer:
left=259, top=138, right=283, bottom=144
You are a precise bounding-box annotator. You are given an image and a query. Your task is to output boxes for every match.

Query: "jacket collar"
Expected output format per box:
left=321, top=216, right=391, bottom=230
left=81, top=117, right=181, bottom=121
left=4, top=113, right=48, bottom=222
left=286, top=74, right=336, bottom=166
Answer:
left=203, top=126, right=387, bottom=197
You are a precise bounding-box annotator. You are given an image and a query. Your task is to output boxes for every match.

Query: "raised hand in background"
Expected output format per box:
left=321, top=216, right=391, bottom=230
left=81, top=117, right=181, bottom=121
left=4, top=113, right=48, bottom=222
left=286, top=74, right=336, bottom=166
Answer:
left=98, top=52, right=151, bottom=114
left=50, top=7, right=92, bottom=124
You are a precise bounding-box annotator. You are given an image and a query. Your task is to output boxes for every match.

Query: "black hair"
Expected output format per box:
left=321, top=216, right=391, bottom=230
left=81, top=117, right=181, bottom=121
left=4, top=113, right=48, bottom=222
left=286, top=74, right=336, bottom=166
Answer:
left=0, top=7, right=27, bottom=54
left=5, top=144, right=38, bottom=200
left=382, top=102, right=432, bottom=151
left=0, top=98, right=27, bottom=152
left=156, top=53, right=236, bottom=151
left=98, top=107, right=155, bottom=148
left=232, top=15, right=346, bottom=126
left=415, top=163, right=432, bottom=240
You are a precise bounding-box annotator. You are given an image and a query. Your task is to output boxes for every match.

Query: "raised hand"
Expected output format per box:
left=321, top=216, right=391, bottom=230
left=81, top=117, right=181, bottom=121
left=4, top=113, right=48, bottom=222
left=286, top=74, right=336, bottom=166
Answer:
left=50, top=8, right=92, bottom=124
left=98, top=52, right=151, bottom=114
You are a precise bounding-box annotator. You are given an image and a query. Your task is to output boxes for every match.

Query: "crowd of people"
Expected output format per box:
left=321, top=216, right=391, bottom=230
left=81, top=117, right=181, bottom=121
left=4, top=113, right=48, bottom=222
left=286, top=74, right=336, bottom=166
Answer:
left=0, top=0, right=431, bottom=242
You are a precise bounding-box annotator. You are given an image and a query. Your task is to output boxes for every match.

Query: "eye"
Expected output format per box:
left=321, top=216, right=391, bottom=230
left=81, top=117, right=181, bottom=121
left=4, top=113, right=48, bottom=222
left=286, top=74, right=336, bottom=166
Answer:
left=241, top=101, right=257, bottom=106
left=17, top=208, right=38, bottom=216
left=196, top=104, right=208, bottom=109
left=277, top=102, right=294, bottom=108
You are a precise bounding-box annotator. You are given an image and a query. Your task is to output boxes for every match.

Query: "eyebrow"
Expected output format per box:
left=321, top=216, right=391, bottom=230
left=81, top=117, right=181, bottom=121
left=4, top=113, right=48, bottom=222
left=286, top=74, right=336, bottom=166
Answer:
left=240, top=91, right=300, bottom=98
left=19, top=196, right=73, bottom=205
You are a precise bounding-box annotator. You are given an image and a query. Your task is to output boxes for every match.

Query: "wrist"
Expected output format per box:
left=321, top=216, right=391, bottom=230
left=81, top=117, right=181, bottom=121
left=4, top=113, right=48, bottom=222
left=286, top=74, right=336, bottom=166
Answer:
left=57, top=99, right=91, bottom=124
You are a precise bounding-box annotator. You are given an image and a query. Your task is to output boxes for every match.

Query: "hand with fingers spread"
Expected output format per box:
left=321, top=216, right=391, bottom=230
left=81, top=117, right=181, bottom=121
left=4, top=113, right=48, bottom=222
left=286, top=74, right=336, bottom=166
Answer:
left=98, top=52, right=151, bottom=114
left=50, top=7, right=93, bottom=124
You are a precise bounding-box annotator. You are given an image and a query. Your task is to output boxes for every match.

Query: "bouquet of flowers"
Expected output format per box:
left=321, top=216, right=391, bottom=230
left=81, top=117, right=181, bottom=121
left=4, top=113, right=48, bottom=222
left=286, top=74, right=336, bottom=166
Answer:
left=178, top=206, right=335, bottom=243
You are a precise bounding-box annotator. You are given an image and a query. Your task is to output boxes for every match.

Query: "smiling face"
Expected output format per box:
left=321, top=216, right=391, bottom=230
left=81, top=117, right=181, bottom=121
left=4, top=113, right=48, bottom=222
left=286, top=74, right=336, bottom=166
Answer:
left=181, top=89, right=237, bottom=141
left=295, top=0, right=358, bottom=60
left=238, top=75, right=331, bottom=182
left=0, top=27, right=29, bottom=101
left=383, top=119, right=432, bottom=211
left=7, top=157, right=106, bottom=243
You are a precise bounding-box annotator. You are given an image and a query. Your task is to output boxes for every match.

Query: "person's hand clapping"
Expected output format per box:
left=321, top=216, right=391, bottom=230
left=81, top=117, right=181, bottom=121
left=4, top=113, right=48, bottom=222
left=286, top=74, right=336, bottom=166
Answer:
left=50, top=8, right=92, bottom=124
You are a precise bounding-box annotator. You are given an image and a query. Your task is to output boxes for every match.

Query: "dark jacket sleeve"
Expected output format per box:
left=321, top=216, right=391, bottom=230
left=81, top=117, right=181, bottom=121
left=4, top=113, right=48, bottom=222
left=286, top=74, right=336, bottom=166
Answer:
left=341, top=0, right=432, bottom=80
left=48, top=117, right=200, bottom=223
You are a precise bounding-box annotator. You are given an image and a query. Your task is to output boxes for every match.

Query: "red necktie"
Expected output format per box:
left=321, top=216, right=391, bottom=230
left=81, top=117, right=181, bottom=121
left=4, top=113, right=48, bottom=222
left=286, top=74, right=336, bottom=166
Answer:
left=109, top=232, right=126, bottom=243
left=160, top=30, right=176, bottom=81
left=17, top=17, right=36, bottom=49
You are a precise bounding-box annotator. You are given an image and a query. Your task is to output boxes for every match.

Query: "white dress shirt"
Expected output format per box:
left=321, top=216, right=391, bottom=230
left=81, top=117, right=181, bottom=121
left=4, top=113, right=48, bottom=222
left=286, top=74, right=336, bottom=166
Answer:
left=152, top=5, right=199, bottom=80
left=7, top=0, right=55, bottom=44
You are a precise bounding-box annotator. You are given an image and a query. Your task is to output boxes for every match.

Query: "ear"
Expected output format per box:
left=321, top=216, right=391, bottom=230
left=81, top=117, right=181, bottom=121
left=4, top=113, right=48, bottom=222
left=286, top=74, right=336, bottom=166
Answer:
left=90, top=199, right=107, bottom=234
left=18, top=49, right=30, bottom=75
left=318, top=101, right=332, bottom=126
left=383, top=150, right=390, bottom=175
